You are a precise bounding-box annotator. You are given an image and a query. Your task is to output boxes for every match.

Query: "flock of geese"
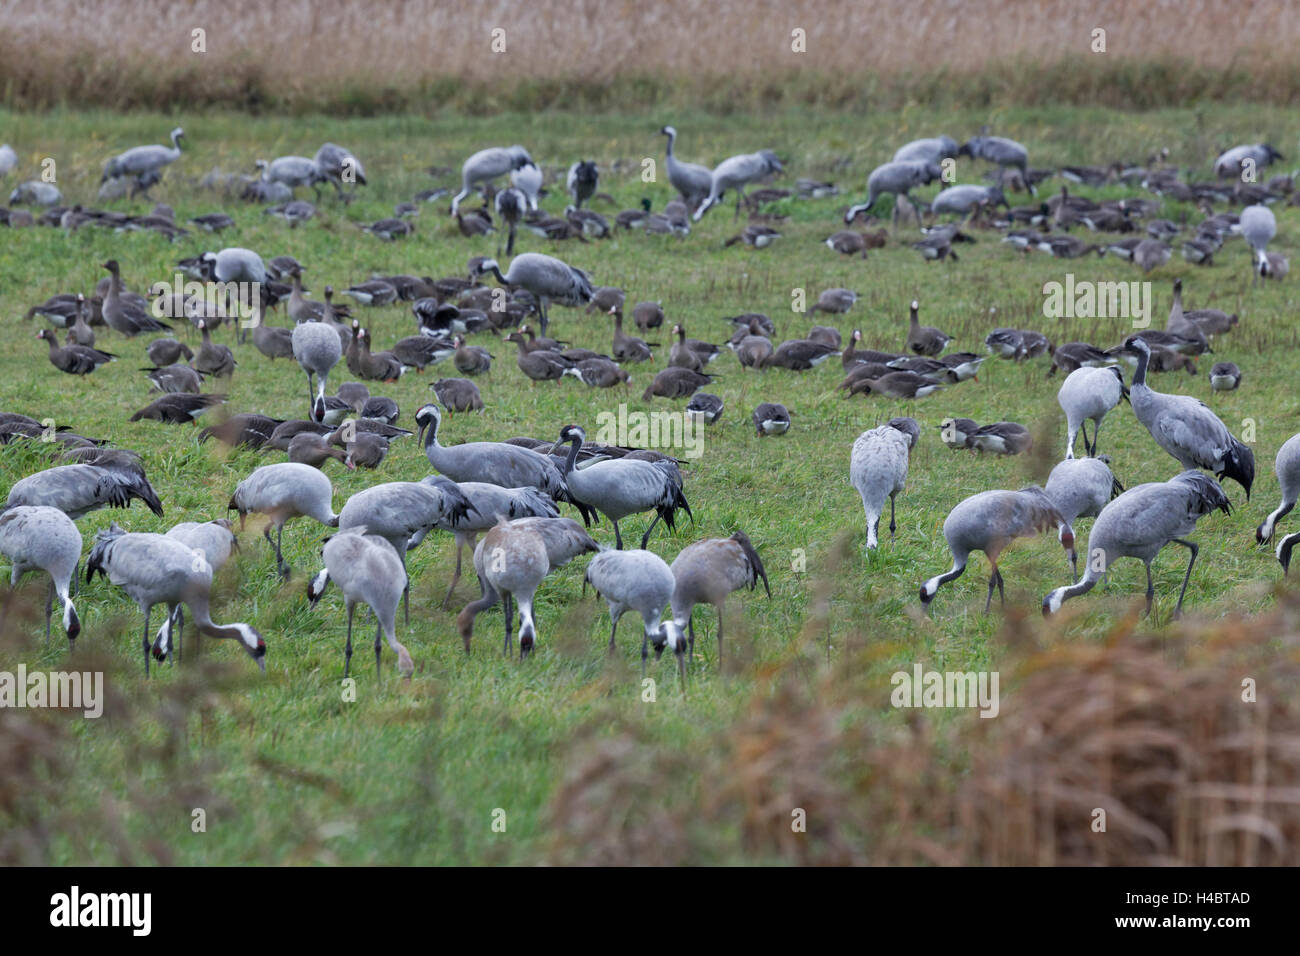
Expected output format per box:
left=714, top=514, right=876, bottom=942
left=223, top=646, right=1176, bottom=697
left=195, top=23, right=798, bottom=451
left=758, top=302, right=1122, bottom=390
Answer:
left=0, top=123, right=1295, bottom=684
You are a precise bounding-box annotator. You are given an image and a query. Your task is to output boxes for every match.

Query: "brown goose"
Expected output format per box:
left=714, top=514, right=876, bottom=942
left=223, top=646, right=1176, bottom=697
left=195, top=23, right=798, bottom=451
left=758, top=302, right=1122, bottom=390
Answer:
left=354, top=329, right=405, bottom=381
left=287, top=269, right=326, bottom=323
left=507, top=332, right=571, bottom=382
left=845, top=371, right=943, bottom=399
left=808, top=325, right=842, bottom=348
left=521, top=326, right=568, bottom=352
left=734, top=334, right=774, bottom=369
left=668, top=324, right=704, bottom=372
left=37, top=329, right=115, bottom=375
left=430, top=378, right=484, bottom=411
left=842, top=330, right=903, bottom=369
left=66, top=295, right=96, bottom=347
left=563, top=356, right=631, bottom=388
left=453, top=335, right=492, bottom=375
left=809, top=288, right=859, bottom=314
left=328, top=429, right=389, bottom=469
left=585, top=286, right=626, bottom=314
left=142, top=363, right=204, bottom=393
left=904, top=300, right=951, bottom=356
left=633, top=301, right=665, bottom=332
left=288, top=432, right=355, bottom=470
left=969, top=422, right=1032, bottom=455
left=252, top=322, right=295, bottom=360
left=198, top=413, right=283, bottom=449
left=194, top=320, right=235, bottom=377
left=837, top=362, right=899, bottom=391
left=642, top=367, right=714, bottom=400
left=752, top=403, right=791, bottom=436
left=146, top=337, right=193, bottom=366
left=610, top=307, right=655, bottom=363
left=101, top=260, right=172, bottom=335
left=760, top=338, right=839, bottom=370
left=390, top=334, right=452, bottom=372
left=129, top=393, right=227, bottom=424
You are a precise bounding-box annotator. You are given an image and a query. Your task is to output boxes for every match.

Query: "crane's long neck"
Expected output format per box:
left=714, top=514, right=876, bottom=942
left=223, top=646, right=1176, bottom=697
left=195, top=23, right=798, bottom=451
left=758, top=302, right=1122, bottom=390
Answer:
left=1131, top=346, right=1150, bottom=388
left=487, top=265, right=509, bottom=286
left=561, top=436, right=581, bottom=476
left=664, top=130, right=676, bottom=160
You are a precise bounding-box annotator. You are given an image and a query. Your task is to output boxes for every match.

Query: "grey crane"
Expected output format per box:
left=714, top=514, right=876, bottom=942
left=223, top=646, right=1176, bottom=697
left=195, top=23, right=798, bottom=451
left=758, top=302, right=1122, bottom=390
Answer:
left=0, top=505, right=81, bottom=645
left=1214, top=143, right=1283, bottom=179
left=257, top=156, right=322, bottom=194
left=551, top=424, right=692, bottom=549
left=511, top=161, right=543, bottom=212
left=414, top=403, right=571, bottom=504
left=692, top=148, right=784, bottom=222
left=5, top=463, right=163, bottom=520
left=455, top=516, right=598, bottom=653
left=450, top=145, right=534, bottom=215
left=228, top=462, right=339, bottom=577
left=1239, top=204, right=1278, bottom=284
left=292, top=320, right=343, bottom=421
left=958, top=135, right=1034, bottom=195
left=1255, top=432, right=1300, bottom=544
left=850, top=417, right=920, bottom=550
left=669, top=530, right=770, bottom=668
left=660, top=126, right=712, bottom=209
left=8, top=180, right=61, bottom=205
left=86, top=524, right=266, bottom=676
left=893, top=136, right=960, bottom=165
left=101, top=127, right=184, bottom=192
left=494, top=186, right=527, bottom=256
left=566, top=160, right=599, bottom=208
left=1043, top=471, right=1231, bottom=618
left=0, top=143, right=15, bottom=178
left=584, top=548, right=686, bottom=679
left=162, top=518, right=240, bottom=651
left=1043, top=456, right=1124, bottom=580
left=417, top=480, right=558, bottom=607
left=1121, top=335, right=1254, bottom=499
left=337, top=478, right=474, bottom=622
left=1057, top=364, right=1125, bottom=458
left=307, top=528, right=413, bottom=679
left=472, top=254, right=594, bottom=336
left=843, top=161, right=942, bottom=223
left=313, top=143, right=367, bottom=200
left=930, top=183, right=1007, bottom=216
left=920, top=486, right=1073, bottom=612
left=470, top=518, right=549, bottom=658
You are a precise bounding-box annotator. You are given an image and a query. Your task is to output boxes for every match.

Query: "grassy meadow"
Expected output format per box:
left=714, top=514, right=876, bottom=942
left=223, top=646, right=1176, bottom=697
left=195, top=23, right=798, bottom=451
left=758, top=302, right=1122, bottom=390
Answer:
left=1, top=103, right=1299, bottom=864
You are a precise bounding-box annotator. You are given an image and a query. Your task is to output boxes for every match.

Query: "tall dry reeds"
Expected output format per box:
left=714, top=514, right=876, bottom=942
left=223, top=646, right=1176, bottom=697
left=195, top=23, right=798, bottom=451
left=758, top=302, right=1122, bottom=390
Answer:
left=1, top=0, right=1297, bottom=113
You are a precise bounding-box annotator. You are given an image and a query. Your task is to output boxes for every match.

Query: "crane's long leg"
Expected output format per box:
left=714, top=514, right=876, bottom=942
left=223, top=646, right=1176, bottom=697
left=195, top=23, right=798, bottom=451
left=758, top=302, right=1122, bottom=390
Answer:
left=996, top=568, right=1006, bottom=607
left=688, top=616, right=696, bottom=662
left=305, top=372, right=316, bottom=413
left=142, top=607, right=152, bottom=678
left=1171, top=537, right=1199, bottom=619
left=716, top=607, right=724, bottom=670
left=640, top=632, right=649, bottom=676
left=344, top=604, right=354, bottom=678
left=984, top=560, right=1001, bottom=613
left=640, top=512, right=662, bottom=549
left=374, top=619, right=383, bottom=679
left=1143, top=562, right=1155, bottom=616
left=608, top=613, right=621, bottom=653
left=503, top=592, right=514, bottom=657
left=276, top=525, right=289, bottom=578
left=613, top=520, right=623, bottom=551
left=442, top=537, right=465, bottom=610
left=889, top=494, right=897, bottom=540
left=399, top=550, right=409, bottom=625
left=44, top=579, right=54, bottom=643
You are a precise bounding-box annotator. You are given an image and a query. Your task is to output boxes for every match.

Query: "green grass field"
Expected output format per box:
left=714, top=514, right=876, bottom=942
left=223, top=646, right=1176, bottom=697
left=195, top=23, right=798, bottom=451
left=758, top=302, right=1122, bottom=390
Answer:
left=1, top=104, right=1297, bottom=864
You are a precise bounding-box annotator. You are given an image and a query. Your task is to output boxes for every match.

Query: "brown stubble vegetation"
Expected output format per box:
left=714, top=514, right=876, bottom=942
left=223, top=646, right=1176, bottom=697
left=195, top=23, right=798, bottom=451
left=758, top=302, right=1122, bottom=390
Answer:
left=548, top=548, right=1300, bottom=866
left=2, top=0, right=1299, bottom=113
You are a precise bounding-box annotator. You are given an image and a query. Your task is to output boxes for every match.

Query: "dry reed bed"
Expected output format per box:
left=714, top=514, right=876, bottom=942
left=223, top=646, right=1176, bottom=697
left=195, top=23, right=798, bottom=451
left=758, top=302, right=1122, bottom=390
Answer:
left=548, top=577, right=1300, bottom=865
left=2, top=0, right=1298, bottom=112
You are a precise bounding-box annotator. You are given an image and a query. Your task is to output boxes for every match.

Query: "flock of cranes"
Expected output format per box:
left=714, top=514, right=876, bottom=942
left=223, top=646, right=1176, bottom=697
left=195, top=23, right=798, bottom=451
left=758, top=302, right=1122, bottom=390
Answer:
left=0, top=117, right=1297, bottom=687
